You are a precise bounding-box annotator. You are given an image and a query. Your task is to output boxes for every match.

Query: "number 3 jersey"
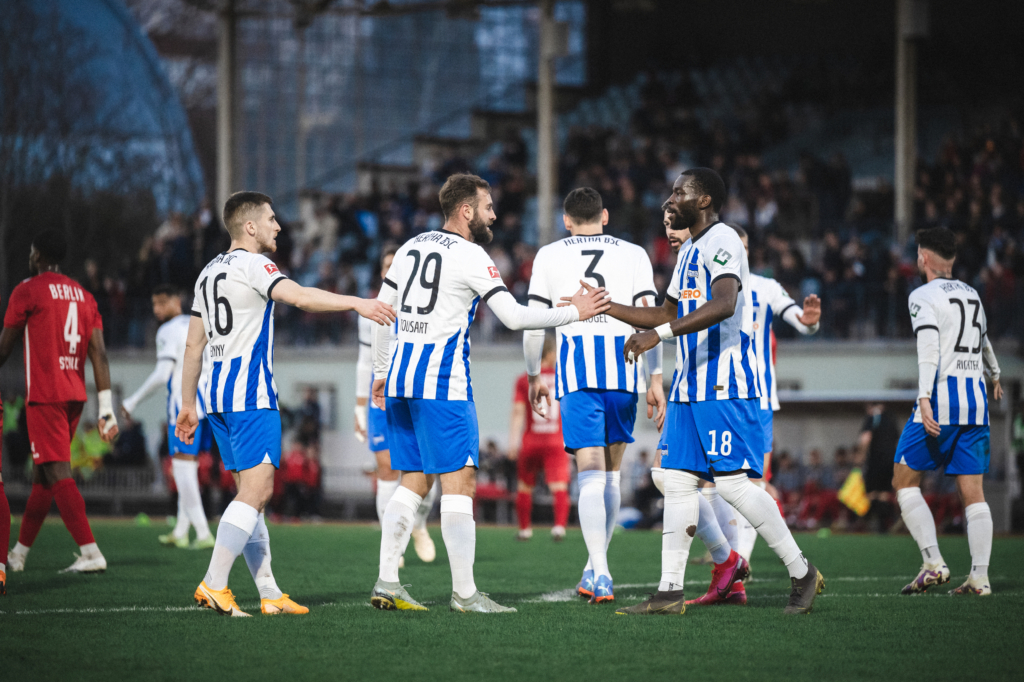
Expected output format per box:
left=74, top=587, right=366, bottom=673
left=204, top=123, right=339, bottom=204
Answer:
left=527, top=234, right=657, bottom=399
left=192, top=249, right=287, bottom=413
left=665, top=222, right=760, bottom=403
left=380, top=229, right=509, bottom=401
left=909, top=278, right=990, bottom=426
left=3, top=272, right=103, bottom=404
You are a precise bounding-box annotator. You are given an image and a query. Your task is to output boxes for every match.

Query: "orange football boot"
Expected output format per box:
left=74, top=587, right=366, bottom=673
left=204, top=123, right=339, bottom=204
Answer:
left=195, top=581, right=251, bottom=617
left=261, top=594, right=309, bottom=615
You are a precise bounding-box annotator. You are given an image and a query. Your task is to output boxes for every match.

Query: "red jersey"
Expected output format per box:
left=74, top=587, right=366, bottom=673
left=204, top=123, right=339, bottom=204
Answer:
left=513, top=368, right=563, bottom=450
left=3, top=272, right=102, bottom=404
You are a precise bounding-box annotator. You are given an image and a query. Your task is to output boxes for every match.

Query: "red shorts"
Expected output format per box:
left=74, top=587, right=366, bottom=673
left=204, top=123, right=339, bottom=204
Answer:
left=517, top=443, right=569, bottom=487
left=27, top=401, right=84, bottom=465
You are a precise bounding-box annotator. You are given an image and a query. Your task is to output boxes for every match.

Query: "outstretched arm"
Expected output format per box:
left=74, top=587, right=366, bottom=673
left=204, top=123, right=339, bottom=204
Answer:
left=780, top=294, right=821, bottom=335
left=87, top=328, right=119, bottom=441
left=566, top=281, right=676, bottom=329
left=270, top=279, right=395, bottom=324
left=122, top=358, right=174, bottom=417
left=175, top=316, right=208, bottom=444
left=489, top=286, right=610, bottom=331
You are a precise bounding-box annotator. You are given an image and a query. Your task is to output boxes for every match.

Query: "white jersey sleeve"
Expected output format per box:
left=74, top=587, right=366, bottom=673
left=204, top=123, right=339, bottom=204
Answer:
left=749, top=275, right=797, bottom=411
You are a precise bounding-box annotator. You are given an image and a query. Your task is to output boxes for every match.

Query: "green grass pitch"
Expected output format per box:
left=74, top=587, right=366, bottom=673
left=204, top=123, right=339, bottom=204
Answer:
left=2, top=518, right=1023, bottom=681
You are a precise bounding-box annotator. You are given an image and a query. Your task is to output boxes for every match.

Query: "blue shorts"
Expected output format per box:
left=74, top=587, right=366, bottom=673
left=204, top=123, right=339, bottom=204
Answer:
left=662, top=398, right=764, bottom=482
left=894, top=419, right=990, bottom=476
left=386, top=398, right=479, bottom=475
left=368, top=401, right=389, bottom=453
left=560, top=389, right=637, bottom=452
left=169, top=420, right=199, bottom=456
left=758, top=407, right=774, bottom=454
left=208, top=409, right=282, bottom=472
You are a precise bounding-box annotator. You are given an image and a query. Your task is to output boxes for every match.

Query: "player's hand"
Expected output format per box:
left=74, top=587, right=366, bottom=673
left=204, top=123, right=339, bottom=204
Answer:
left=918, top=398, right=941, bottom=437
left=992, top=379, right=1003, bottom=401
left=623, top=330, right=659, bottom=364
left=372, top=378, right=387, bottom=410
left=798, top=294, right=821, bottom=326
left=175, top=406, right=199, bottom=444
left=528, top=375, right=551, bottom=418
left=354, top=403, right=368, bottom=443
left=354, top=298, right=396, bottom=326
left=647, top=379, right=666, bottom=433
left=558, top=280, right=611, bottom=320
left=98, top=417, right=119, bottom=442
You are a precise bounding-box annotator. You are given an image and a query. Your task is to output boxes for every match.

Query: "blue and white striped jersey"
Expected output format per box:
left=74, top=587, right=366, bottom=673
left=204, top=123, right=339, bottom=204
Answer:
left=381, top=230, right=508, bottom=401
left=191, top=249, right=287, bottom=413
left=665, top=223, right=760, bottom=403
left=749, top=274, right=798, bottom=412
left=123, top=314, right=211, bottom=423
left=527, top=234, right=657, bottom=399
left=910, top=278, right=990, bottom=426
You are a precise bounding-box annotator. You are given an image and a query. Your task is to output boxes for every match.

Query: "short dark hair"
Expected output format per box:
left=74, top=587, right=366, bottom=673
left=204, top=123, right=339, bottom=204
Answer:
left=916, top=227, right=956, bottom=260
left=681, top=167, right=727, bottom=213
left=563, top=187, right=604, bottom=224
left=438, top=174, right=490, bottom=219
left=32, top=229, right=67, bottom=265
left=725, top=222, right=748, bottom=240
left=151, top=283, right=181, bottom=298
left=223, top=191, right=273, bottom=237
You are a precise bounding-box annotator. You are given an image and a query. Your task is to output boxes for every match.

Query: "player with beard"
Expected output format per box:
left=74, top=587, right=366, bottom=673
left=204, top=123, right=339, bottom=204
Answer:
left=369, top=174, right=611, bottom=613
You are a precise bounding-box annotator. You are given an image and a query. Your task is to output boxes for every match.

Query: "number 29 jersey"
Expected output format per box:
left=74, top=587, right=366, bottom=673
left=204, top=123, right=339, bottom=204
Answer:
left=382, top=229, right=508, bottom=402
left=909, top=278, right=990, bottom=426
left=3, top=272, right=103, bottom=404
left=192, top=249, right=287, bottom=414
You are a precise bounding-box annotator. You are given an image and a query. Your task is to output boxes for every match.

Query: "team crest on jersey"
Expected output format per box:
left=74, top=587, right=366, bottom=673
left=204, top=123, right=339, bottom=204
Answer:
left=712, top=249, right=732, bottom=266
left=680, top=289, right=702, bottom=300
left=265, top=263, right=280, bottom=276
left=488, top=266, right=501, bottom=279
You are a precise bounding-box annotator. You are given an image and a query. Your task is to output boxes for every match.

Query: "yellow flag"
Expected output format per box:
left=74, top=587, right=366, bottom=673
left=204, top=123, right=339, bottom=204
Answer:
left=838, top=468, right=871, bottom=516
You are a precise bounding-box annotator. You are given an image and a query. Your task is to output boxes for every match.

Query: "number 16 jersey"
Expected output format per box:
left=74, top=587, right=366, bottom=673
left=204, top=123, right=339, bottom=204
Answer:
left=192, top=249, right=287, bottom=414
left=382, top=229, right=509, bottom=402
left=908, top=278, right=990, bottom=426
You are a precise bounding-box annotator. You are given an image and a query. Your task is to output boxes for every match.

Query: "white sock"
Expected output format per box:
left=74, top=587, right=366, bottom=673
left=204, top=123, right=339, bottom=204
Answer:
left=965, top=502, right=992, bottom=580
left=717, top=474, right=808, bottom=579
left=604, top=471, right=621, bottom=550
left=174, top=459, right=211, bottom=540
left=896, top=487, right=944, bottom=566
left=696, top=491, right=731, bottom=564
left=441, top=494, right=477, bottom=599
left=735, top=511, right=757, bottom=562
left=204, top=501, right=258, bottom=590
left=415, top=481, right=439, bottom=530
left=170, top=460, right=191, bottom=539
left=79, top=541, right=102, bottom=559
left=577, top=471, right=609, bottom=578
left=11, top=541, right=29, bottom=557
left=659, top=470, right=700, bottom=591
left=375, top=478, right=400, bottom=525
left=703, top=486, right=739, bottom=550
left=378, top=486, right=421, bottom=582
left=242, top=513, right=282, bottom=599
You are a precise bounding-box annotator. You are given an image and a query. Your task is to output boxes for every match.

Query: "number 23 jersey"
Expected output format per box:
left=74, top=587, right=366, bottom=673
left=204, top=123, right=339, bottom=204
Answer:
left=382, top=229, right=508, bottom=402
left=3, top=272, right=103, bottom=404
left=192, top=249, right=287, bottom=413
left=909, top=278, right=990, bottom=426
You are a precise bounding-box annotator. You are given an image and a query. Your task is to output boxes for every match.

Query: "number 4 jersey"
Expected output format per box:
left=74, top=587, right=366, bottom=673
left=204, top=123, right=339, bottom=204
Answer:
left=3, top=272, right=103, bottom=404
left=192, top=249, right=287, bottom=413
left=909, top=278, right=992, bottom=426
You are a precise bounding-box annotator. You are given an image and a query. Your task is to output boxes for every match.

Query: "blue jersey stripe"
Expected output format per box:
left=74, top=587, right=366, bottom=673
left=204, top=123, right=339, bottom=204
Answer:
left=245, top=301, right=274, bottom=410
left=559, top=333, right=570, bottom=397
left=395, top=342, right=414, bottom=398
left=946, top=376, right=959, bottom=424
left=703, top=264, right=719, bottom=401
left=965, top=377, right=977, bottom=425
left=210, top=361, right=222, bottom=412
left=386, top=341, right=399, bottom=395
left=262, top=304, right=277, bottom=409
left=462, top=296, right=480, bottom=402
left=981, top=381, right=989, bottom=425
left=593, top=336, right=607, bottom=388
left=572, top=335, right=587, bottom=389
left=412, top=343, right=435, bottom=398
left=435, top=332, right=461, bottom=400
left=684, top=249, right=700, bottom=401
left=727, top=357, right=738, bottom=399
left=739, top=330, right=756, bottom=396
left=762, top=306, right=773, bottom=401
left=614, top=336, right=627, bottom=390
left=224, top=357, right=242, bottom=413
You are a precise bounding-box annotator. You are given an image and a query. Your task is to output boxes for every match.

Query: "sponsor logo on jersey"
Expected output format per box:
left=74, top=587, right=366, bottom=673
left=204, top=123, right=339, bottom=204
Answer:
left=265, top=263, right=280, bottom=276
left=712, top=249, right=732, bottom=266
left=488, top=266, right=501, bottom=279
left=909, top=302, right=920, bottom=318
left=680, top=288, right=702, bottom=300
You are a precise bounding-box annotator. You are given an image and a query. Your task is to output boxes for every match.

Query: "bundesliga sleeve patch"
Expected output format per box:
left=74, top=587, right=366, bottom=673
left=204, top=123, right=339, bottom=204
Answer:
left=488, top=266, right=501, bottom=279
left=265, top=263, right=280, bottom=276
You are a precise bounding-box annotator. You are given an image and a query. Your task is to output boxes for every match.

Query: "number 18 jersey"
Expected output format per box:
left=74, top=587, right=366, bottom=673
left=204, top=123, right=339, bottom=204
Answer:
left=909, top=278, right=990, bottom=426
left=382, top=229, right=508, bottom=402
left=192, top=249, right=287, bottom=414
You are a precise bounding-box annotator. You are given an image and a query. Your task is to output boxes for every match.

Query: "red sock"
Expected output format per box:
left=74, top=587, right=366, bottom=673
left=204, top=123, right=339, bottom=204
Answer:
left=0, top=482, right=10, bottom=562
left=18, top=484, right=53, bottom=547
left=516, top=491, right=532, bottom=531
left=731, top=580, right=745, bottom=593
left=52, top=479, right=95, bottom=546
left=553, top=489, right=570, bottom=528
